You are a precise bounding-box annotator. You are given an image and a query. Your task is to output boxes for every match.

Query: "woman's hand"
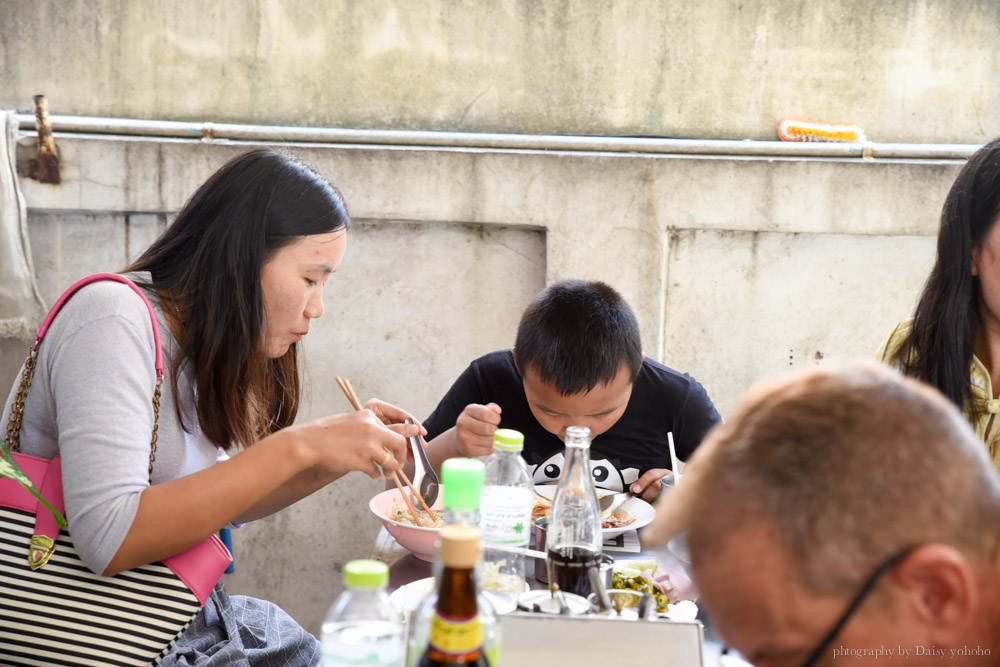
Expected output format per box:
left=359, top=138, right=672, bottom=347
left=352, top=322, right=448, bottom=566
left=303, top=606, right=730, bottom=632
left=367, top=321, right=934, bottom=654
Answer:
left=364, top=397, right=428, bottom=436
left=304, top=409, right=417, bottom=479
left=110, top=412, right=417, bottom=574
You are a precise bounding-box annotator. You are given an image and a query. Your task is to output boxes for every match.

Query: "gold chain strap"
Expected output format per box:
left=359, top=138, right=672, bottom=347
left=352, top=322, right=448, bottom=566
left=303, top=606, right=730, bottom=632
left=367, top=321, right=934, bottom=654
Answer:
left=3, top=343, right=161, bottom=483
left=149, top=381, right=161, bottom=480
left=4, top=347, right=38, bottom=453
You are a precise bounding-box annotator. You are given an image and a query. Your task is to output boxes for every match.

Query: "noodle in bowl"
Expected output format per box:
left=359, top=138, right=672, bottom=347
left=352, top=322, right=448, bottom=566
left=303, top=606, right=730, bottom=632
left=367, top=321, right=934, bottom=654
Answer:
left=368, top=487, right=446, bottom=562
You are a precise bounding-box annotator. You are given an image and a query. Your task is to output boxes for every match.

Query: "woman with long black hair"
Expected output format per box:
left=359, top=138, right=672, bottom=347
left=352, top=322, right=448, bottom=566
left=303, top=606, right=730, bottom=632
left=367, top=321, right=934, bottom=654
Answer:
left=878, top=137, right=1000, bottom=473
left=2, top=148, right=420, bottom=664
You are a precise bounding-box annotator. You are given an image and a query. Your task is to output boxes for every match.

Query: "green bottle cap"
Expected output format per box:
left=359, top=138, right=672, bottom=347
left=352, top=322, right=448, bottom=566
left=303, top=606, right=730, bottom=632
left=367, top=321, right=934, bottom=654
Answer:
left=343, top=559, right=389, bottom=588
left=492, top=428, right=524, bottom=451
left=441, top=457, right=485, bottom=510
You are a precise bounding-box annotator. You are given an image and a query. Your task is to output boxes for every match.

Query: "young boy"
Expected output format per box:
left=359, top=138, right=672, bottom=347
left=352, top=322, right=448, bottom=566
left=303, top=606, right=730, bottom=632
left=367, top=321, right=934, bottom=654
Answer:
left=417, top=280, right=720, bottom=501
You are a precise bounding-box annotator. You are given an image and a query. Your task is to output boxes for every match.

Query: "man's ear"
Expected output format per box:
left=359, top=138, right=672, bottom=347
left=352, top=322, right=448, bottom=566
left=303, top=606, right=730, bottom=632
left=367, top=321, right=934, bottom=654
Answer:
left=892, top=544, right=977, bottom=645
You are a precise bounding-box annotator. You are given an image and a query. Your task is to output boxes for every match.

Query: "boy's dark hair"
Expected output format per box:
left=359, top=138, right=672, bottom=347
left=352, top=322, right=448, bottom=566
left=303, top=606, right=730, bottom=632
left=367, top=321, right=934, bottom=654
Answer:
left=513, top=280, right=643, bottom=395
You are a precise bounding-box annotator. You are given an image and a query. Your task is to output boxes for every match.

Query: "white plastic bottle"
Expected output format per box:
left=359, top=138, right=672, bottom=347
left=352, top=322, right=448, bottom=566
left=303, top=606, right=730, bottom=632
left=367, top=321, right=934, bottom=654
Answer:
left=407, top=458, right=501, bottom=667
left=321, top=559, right=405, bottom=667
left=480, top=429, right=533, bottom=597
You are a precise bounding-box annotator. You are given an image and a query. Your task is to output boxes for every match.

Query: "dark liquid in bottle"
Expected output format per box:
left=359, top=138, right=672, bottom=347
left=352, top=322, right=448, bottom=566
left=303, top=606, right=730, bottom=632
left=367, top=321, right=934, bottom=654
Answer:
left=418, top=646, right=490, bottom=667
left=547, top=545, right=600, bottom=597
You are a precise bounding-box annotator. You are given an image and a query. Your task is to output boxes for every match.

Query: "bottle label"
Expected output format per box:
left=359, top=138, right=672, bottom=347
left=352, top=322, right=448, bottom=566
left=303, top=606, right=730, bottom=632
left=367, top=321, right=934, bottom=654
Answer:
left=428, top=611, right=483, bottom=656
left=321, top=620, right=404, bottom=667
left=480, top=486, right=533, bottom=545
left=322, top=638, right=404, bottom=666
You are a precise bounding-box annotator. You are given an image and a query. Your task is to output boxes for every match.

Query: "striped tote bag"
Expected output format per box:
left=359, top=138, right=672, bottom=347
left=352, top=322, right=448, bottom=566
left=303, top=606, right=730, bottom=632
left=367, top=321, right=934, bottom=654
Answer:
left=0, top=274, right=232, bottom=665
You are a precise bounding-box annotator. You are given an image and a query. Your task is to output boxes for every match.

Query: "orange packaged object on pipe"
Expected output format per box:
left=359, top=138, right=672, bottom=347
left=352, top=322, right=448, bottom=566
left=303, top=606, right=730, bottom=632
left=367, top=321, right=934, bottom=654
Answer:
left=777, top=119, right=867, bottom=143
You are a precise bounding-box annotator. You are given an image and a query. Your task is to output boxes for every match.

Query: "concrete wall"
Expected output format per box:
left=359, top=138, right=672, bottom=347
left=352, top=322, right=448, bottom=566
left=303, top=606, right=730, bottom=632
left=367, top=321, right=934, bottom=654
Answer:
left=3, top=132, right=953, bottom=633
left=2, top=0, right=998, bottom=143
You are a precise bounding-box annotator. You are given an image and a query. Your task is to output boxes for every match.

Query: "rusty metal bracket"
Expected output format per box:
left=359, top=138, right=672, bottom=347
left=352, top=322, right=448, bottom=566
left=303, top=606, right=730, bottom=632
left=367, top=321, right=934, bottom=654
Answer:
left=201, top=121, right=215, bottom=142
left=28, top=95, right=61, bottom=184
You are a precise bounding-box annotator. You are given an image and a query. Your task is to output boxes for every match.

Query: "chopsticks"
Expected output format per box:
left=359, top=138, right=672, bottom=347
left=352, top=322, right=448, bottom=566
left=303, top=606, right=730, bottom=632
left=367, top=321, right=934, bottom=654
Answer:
left=335, top=375, right=365, bottom=412
left=335, top=376, right=434, bottom=527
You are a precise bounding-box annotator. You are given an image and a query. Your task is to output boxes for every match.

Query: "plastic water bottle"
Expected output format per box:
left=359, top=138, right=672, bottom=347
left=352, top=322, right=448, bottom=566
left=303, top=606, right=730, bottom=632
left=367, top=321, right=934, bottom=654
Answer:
left=321, top=559, right=404, bottom=667
left=480, top=429, right=533, bottom=597
left=408, top=458, right=501, bottom=666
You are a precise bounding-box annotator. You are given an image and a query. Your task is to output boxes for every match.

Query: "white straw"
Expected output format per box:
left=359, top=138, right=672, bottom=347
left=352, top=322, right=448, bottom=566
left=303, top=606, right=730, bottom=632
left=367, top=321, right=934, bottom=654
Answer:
left=668, top=431, right=682, bottom=481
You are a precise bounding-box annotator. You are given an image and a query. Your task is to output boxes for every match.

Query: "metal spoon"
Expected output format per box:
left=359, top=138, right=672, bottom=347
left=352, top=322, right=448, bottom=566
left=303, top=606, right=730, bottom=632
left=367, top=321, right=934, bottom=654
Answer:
left=556, top=589, right=572, bottom=615
left=544, top=557, right=573, bottom=615
left=638, top=592, right=658, bottom=620
left=405, top=418, right=440, bottom=507
left=598, top=490, right=635, bottom=519
left=587, top=565, right=612, bottom=612
left=485, top=543, right=546, bottom=560
left=531, top=590, right=572, bottom=616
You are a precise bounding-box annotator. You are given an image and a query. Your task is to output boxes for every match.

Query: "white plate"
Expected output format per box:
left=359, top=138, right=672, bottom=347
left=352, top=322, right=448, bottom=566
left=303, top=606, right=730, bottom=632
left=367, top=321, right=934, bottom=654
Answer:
left=594, top=596, right=700, bottom=621
left=389, top=577, right=520, bottom=615
left=391, top=577, right=698, bottom=621
left=389, top=577, right=434, bottom=616
left=534, top=485, right=656, bottom=539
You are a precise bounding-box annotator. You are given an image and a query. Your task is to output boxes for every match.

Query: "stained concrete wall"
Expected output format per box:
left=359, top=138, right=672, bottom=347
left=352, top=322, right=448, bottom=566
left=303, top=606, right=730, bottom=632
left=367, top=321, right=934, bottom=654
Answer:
left=3, top=131, right=953, bottom=633
left=2, top=0, right=998, bottom=143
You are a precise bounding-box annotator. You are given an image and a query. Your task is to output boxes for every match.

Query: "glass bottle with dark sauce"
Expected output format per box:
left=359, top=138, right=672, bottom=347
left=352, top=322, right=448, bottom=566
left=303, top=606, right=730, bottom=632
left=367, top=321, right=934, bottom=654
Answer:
left=417, top=525, right=491, bottom=667
left=547, top=426, right=603, bottom=598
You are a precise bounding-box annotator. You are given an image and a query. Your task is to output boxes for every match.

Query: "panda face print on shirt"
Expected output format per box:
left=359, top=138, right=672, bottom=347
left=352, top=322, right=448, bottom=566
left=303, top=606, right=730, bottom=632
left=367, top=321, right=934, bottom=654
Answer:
left=529, top=451, right=640, bottom=492
left=533, top=452, right=566, bottom=485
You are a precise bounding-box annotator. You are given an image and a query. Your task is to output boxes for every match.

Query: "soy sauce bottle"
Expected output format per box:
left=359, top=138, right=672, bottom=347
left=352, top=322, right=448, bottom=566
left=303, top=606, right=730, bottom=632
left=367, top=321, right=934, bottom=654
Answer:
left=547, top=426, right=602, bottom=598
left=417, top=525, right=490, bottom=667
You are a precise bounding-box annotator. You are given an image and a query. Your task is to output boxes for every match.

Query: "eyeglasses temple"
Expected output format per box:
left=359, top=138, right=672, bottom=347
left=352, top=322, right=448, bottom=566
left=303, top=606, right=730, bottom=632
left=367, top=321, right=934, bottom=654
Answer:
left=798, top=547, right=916, bottom=667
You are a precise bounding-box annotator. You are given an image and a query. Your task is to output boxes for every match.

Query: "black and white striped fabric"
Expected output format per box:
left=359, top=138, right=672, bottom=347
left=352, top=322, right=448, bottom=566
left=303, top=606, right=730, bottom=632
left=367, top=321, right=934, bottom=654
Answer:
left=0, top=506, right=201, bottom=666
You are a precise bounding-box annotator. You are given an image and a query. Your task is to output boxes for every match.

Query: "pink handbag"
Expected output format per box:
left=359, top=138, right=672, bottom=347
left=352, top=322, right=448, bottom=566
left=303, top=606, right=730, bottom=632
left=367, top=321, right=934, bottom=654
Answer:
left=0, top=273, right=232, bottom=666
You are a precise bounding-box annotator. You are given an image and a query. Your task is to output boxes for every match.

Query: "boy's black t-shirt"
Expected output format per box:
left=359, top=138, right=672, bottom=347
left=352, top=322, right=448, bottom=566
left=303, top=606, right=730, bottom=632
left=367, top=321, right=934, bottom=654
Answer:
left=422, top=350, right=722, bottom=492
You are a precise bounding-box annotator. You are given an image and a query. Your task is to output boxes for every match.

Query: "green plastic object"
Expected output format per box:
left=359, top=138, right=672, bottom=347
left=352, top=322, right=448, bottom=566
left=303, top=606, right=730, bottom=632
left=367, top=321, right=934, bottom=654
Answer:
left=492, top=428, right=524, bottom=451
left=441, top=457, right=485, bottom=510
left=343, top=559, right=389, bottom=588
